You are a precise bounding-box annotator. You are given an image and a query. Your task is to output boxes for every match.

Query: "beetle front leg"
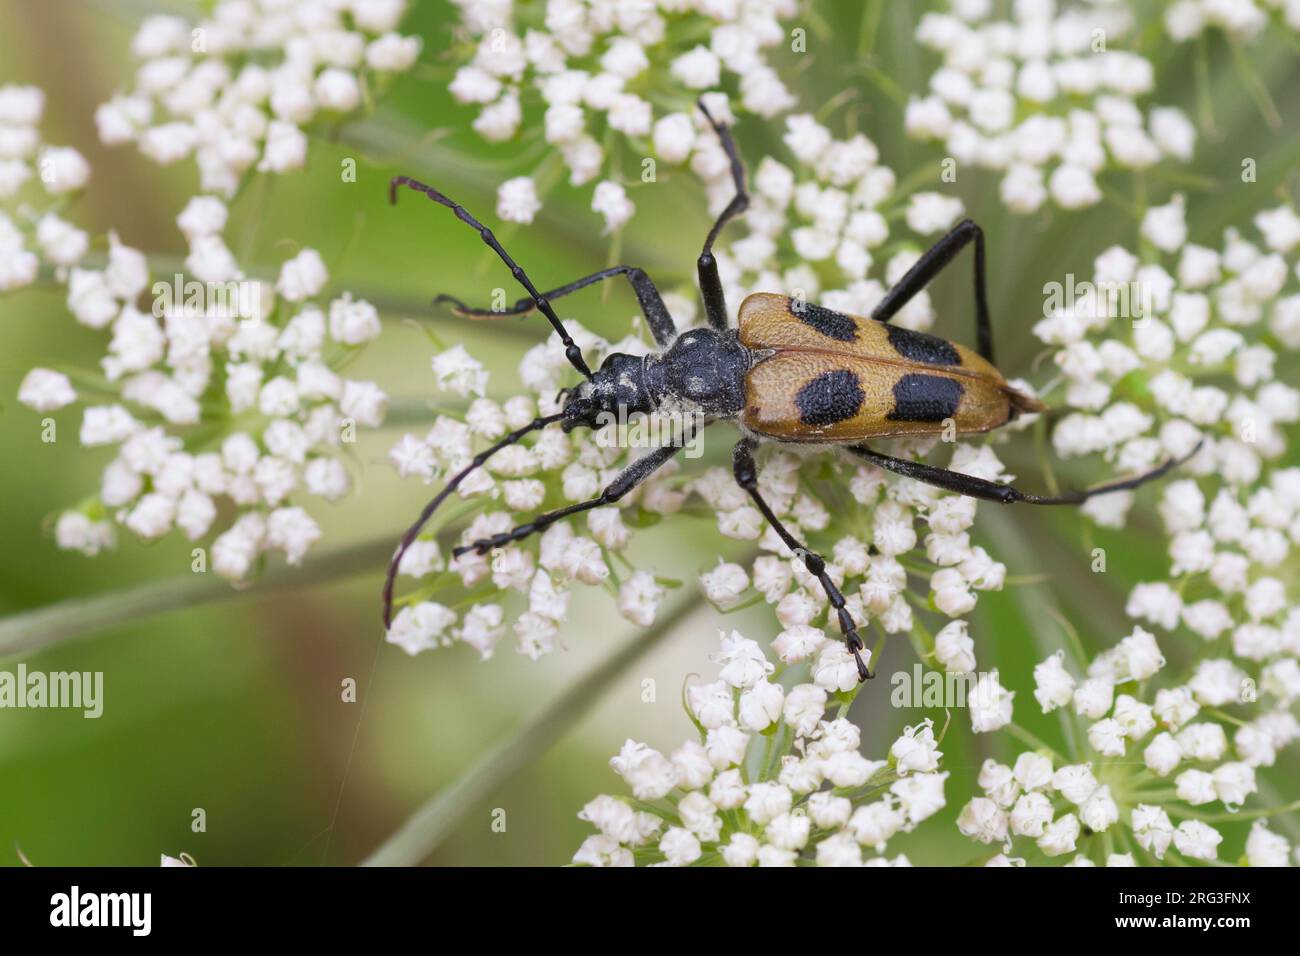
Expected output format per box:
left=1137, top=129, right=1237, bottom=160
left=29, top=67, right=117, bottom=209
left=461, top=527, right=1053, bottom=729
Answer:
left=454, top=426, right=707, bottom=557
left=732, top=439, right=872, bottom=682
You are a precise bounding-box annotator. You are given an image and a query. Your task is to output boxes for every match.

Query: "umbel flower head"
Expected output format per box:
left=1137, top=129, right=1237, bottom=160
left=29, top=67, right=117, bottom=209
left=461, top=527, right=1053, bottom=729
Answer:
left=906, top=0, right=1195, bottom=213
left=445, top=0, right=801, bottom=230
left=1163, top=0, right=1300, bottom=44
left=385, top=322, right=682, bottom=659
left=1033, top=196, right=1300, bottom=681
left=573, top=629, right=948, bottom=866
left=17, top=195, right=389, bottom=576
left=385, top=324, right=1022, bottom=669
left=958, top=624, right=1297, bottom=865
left=96, top=1, right=421, bottom=195
left=0, top=84, right=91, bottom=292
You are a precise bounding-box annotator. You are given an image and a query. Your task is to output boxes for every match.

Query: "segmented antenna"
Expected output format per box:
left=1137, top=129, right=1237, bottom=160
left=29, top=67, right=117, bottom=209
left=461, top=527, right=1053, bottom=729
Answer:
left=382, top=413, right=564, bottom=629
left=389, top=176, right=593, bottom=379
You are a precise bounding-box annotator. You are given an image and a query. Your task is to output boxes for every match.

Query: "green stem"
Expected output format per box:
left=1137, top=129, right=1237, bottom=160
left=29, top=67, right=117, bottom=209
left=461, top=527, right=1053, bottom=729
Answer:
left=0, top=535, right=398, bottom=661
left=1166, top=798, right=1300, bottom=824
left=1228, top=35, right=1282, bottom=130
left=360, top=595, right=702, bottom=866
left=1003, top=722, right=1065, bottom=762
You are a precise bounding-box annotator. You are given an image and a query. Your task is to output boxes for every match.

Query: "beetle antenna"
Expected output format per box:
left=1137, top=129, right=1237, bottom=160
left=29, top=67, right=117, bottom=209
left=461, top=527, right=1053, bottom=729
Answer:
left=382, top=412, right=565, bottom=629
left=390, top=175, right=593, bottom=379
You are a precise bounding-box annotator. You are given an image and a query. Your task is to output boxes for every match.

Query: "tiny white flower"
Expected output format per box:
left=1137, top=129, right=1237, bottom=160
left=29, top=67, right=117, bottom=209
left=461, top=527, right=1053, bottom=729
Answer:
left=591, top=180, right=634, bottom=233
left=496, top=176, right=541, bottom=224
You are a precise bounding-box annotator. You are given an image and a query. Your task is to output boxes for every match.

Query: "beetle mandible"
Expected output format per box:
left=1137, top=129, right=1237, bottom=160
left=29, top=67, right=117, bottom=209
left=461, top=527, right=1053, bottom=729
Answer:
left=381, top=100, right=1197, bottom=683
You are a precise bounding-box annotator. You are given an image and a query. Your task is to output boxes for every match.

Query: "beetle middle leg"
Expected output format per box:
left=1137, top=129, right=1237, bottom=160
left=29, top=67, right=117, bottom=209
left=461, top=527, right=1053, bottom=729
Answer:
left=454, top=427, right=704, bottom=557
left=696, top=100, right=750, bottom=334
left=871, top=218, right=995, bottom=364
left=846, top=442, right=1203, bottom=505
left=732, top=438, right=872, bottom=682
left=435, top=264, right=679, bottom=349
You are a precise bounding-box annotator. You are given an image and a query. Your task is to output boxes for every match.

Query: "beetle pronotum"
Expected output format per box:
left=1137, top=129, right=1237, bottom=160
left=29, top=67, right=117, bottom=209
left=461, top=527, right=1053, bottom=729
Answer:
left=382, top=101, right=1198, bottom=682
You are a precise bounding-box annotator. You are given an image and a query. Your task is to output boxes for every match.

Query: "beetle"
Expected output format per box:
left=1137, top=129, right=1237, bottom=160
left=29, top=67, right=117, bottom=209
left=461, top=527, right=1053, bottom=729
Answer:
left=381, top=101, right=1197, bottom=682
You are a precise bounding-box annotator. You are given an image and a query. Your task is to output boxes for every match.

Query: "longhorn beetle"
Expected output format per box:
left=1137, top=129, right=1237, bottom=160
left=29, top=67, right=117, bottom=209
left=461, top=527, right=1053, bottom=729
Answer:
left=382, top=101, right=1198, bottom=682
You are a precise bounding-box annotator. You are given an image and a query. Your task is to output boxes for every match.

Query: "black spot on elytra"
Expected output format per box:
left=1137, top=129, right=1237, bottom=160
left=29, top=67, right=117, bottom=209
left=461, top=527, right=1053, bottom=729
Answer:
left=886, top=324, right=961, bottom=366
left=796, top=369, right=864, bottom=426
left=789, top=299, right=858, bottom=342
left=886, top=374, right=964, bottom=422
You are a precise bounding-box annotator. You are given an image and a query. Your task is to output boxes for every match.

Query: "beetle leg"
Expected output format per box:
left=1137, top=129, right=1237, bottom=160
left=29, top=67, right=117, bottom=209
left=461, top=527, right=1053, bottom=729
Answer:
left=453, top=429, right=702, bottom=558
left=871, top=219, right=995, bottom=365
left=732, top=439, right=873, bottom=682
left=696, top=100, right=750, bottom=333
left=435, top=265, right=679, bottom=348
left=390, top=175, right=593, bottom=378
left=846, top=441, right=1204, bottom=505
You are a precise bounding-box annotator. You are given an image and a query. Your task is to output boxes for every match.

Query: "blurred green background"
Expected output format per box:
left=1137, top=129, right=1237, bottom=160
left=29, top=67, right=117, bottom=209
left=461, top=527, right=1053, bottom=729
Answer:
left=0, top=0, right=1297, bottom=865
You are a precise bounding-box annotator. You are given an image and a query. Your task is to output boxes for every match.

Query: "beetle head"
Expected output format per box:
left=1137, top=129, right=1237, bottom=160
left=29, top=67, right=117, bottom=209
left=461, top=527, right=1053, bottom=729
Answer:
left=561, top=352, right=653, bottom=431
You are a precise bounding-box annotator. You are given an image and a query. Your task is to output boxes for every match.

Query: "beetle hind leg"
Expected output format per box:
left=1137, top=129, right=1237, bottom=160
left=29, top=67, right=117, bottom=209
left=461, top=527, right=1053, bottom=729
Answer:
left=732, top=439, right=873, bottom=682
left=846, top=441, right=1203, bottom=505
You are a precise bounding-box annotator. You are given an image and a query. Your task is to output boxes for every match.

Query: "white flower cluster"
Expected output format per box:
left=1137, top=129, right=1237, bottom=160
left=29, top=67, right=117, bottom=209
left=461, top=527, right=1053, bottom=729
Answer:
left=17, top=196, right=389, bottom=575
left=386, top=326, right=684, bottom=659
left=388, top=325, right=1016, bottom=669
left=447, top=0, right=800, bottom=230
left=0, top=84, right=92, bottom=291
left=906, top=1, right=1195, bottom=213
left=1040, top=199, right=1300, bottom=499
left=96, top=1, right=420, bottom=195
left=1035, top=197, right=1300, bottom=682
left=574, top=629, right=947, bottom=866
left=1164, top=0, right=1300, bottom=43
left=958, top=626, right=1296, bottom=865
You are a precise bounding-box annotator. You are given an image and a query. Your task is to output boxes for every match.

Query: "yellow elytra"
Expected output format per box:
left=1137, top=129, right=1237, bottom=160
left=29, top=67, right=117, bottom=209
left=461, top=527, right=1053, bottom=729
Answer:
left=737, top=292, right=1044, bottom=443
